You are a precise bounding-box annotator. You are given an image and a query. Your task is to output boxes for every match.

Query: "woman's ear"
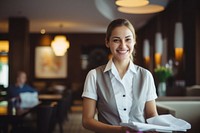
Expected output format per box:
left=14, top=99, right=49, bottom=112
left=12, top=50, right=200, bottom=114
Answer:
left=105, top=39, right=109, bottom=48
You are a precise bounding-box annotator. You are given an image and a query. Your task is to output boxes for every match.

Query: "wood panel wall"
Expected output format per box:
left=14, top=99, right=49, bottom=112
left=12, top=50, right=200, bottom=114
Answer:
left=136, top=0, right=199, bottom=86
left=29, top=33, right=106, bottom=92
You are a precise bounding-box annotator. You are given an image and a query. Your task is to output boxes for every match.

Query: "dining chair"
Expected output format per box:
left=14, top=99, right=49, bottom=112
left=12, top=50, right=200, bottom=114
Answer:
left=186, top=85, right=200, bottom=96
left=37, top=102, right=57, bottom=133
left=55, top=89, right=72, bottom=133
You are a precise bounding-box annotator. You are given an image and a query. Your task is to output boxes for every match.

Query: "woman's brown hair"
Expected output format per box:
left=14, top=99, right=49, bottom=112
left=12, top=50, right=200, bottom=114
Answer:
left=106, top=18, right=136, bottom=42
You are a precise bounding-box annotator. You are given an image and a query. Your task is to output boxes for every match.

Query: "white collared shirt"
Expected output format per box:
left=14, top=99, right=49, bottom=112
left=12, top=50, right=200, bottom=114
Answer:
left=82, top=59, right=157, bottom=123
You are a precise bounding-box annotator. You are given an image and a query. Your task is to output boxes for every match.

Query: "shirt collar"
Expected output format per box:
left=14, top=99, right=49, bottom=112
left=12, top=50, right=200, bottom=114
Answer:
left=128, top=60, right=137, bottom=74
left=103, top=58, right=137, bottom=74
left=104, top=59, right=113, bottom=73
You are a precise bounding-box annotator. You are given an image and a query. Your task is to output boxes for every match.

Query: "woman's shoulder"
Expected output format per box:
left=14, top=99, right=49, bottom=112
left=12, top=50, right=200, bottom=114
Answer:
left=95, top=64, right=106, bottom=70
left=134, top=64, right=152, bottom=76
left=88, top=65, right=106, bottom=73
left=86, top=68, right=97, bottom=79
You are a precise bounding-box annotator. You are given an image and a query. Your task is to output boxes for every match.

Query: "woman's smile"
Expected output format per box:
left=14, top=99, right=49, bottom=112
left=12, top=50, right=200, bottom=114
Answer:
left=116, top=49, right=129, bottom=54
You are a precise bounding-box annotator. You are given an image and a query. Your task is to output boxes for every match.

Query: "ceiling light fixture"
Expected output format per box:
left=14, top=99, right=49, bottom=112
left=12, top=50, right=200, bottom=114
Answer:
left=174, top=22, right=184, bottom=62
left=51, top=35, right=70, bottom=56
left=155, top=32, right=163, bottom=66
left=143, top=39, right=150, bottom=67
left=118, top=4, right=164, bottom=14
left=115, top=0, right=149, bottom=7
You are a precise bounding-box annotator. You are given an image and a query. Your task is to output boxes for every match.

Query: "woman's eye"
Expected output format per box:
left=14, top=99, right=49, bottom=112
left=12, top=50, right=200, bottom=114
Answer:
left=126, top=38, right=132, bottom=42
left=113, top=39, right=120, bottom=43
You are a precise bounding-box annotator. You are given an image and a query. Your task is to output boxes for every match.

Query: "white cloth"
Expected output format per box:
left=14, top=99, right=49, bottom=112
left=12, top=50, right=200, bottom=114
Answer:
left=120, top=114, right=191, bottom=132
left=19, top=92, right=39, bottom=108
left=82, top=59, right=157, bottom=123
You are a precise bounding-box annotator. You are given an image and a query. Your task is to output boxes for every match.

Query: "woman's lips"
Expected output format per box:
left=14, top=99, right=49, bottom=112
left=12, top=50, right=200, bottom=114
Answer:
left=117, top=49, right=129, bottom=54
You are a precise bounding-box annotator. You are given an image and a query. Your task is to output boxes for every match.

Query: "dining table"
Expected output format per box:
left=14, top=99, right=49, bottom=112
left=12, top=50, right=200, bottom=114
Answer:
left=38, top=94, right=62, bottom=101
left=0, top=98, right=41, bottom=133
left=38, top=94, right=63, bottom=105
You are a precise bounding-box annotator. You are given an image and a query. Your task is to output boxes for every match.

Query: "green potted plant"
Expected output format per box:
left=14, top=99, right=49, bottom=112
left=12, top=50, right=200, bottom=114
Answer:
left=154, top=66, right=173, bottom=96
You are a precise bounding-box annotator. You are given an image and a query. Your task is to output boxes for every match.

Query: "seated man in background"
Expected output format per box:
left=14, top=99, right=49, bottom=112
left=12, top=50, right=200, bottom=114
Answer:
left=7, top=71, right=37, bottom=99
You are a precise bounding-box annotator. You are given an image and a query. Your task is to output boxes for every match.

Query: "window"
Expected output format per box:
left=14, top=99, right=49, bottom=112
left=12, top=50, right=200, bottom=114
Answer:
left=0, top=40, right=9, bottom=88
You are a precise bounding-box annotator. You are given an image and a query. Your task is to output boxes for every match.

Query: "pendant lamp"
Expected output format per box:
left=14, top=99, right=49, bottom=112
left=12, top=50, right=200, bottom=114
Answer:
left=51, top=35, right=70, bottom=56
left=116, top=0, right=149, bottom=7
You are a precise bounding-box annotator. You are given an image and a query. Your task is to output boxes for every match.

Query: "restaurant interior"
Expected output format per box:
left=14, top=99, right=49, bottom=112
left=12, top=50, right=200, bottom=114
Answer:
left=0, top=0, right=200, bottom=133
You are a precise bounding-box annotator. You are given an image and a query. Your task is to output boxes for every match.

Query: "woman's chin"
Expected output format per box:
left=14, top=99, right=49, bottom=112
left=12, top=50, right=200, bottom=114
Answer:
left=115, top=55, right=130, bottom=61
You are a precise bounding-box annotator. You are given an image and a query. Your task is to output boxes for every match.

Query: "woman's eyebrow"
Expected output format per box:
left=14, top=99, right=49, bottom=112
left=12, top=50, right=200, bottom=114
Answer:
left=111, top=36, right=120, bottom=39
left=125, top=35, right=132, bottom=38
left=112, top=35, right=132, bottom=38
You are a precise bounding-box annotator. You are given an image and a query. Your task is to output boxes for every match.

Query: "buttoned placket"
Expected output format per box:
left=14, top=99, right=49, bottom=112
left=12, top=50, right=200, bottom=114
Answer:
left=115, top=73, right=134, bottom=123
left=109, top=62, right=134, bottom=123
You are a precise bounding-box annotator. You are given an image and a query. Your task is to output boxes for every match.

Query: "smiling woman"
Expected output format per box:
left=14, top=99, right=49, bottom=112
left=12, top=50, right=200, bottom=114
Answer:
left=82, top=18, right=158, bottom=133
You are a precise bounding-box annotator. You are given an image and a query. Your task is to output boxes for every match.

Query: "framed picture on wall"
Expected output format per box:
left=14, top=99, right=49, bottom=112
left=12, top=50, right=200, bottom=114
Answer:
left=35, top=46, right=67, bottom=78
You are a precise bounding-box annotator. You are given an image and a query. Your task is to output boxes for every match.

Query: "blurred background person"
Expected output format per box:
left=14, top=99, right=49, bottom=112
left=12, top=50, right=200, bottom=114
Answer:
left=7, top=71, right=37, bottom=99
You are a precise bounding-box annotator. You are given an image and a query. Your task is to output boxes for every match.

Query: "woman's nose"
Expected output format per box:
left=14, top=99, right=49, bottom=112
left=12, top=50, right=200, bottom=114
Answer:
left=120, top=40, right=126, bottom=47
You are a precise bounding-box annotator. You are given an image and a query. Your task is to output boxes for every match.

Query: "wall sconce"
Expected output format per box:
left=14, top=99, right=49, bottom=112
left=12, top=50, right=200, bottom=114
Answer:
left=154, top=32, right=163, bottom=67
left=143, top=39, right=150, bottom=67
left=51, top=35, right=70, bottom=56
left=174, top=22, right=184, bottom=62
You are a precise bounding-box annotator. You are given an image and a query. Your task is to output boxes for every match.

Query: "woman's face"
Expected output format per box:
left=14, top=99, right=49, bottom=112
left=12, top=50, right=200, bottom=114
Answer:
left=106, top=26, right=135, bottom=62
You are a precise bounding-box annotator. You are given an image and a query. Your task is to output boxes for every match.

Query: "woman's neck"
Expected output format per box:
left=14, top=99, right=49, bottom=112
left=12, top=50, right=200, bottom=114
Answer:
left=113, top=58, right=130, bottom=79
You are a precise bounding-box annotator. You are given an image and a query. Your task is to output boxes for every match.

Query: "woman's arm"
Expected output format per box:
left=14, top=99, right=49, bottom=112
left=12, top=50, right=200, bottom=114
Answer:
left=144, top=100, right=158, bottom=119
left=82, top=97, right=136, bottom=133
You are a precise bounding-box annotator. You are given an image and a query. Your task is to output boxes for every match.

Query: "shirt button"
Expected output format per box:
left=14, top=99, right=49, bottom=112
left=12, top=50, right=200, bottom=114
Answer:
left=123, top=95, right=125, bottom=97
left=124, top=108, right=126, bottom=111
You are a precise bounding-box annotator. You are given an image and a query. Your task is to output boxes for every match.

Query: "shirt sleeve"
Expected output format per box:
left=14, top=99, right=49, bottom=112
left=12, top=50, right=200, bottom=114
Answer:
left=146, top=71, right=158, bottom=101
left=81, top=69, right=97, bottom=100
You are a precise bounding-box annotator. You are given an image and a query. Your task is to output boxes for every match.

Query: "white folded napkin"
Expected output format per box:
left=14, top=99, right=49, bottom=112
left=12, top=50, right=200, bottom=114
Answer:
left=19, top=92, right=39, bottom=108
left=120, top=114, right=191, bottom=132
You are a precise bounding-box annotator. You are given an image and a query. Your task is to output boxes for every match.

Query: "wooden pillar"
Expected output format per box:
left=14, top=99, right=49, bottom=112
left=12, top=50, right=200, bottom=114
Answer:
left=196, top=2, right=200, bottom=84
left=8, top=17, right=30, bottom=84
left=183, top=0, right=196, bottom=86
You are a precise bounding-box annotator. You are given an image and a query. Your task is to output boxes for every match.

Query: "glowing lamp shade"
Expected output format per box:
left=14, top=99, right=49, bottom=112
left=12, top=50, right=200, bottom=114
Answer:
left=143, top=39, right=150, bottom=58
left=155, top=32, right=163, bottom=66
left=155, top=32, right=163, bottom=54
left=51, top=35, right=70, bottom=56
left=116, top=0, right=149, bottom=7
left=143, top=39, right=150, bottom=67
left=118, top=4, right=164, bottom=14
left=174, top=22, right=184, bottom=62
left=0, top=41, right=9, bottom=52
left=0, top=56, right=8, bottom=64
left=0, top=101, right=8, bottom=115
